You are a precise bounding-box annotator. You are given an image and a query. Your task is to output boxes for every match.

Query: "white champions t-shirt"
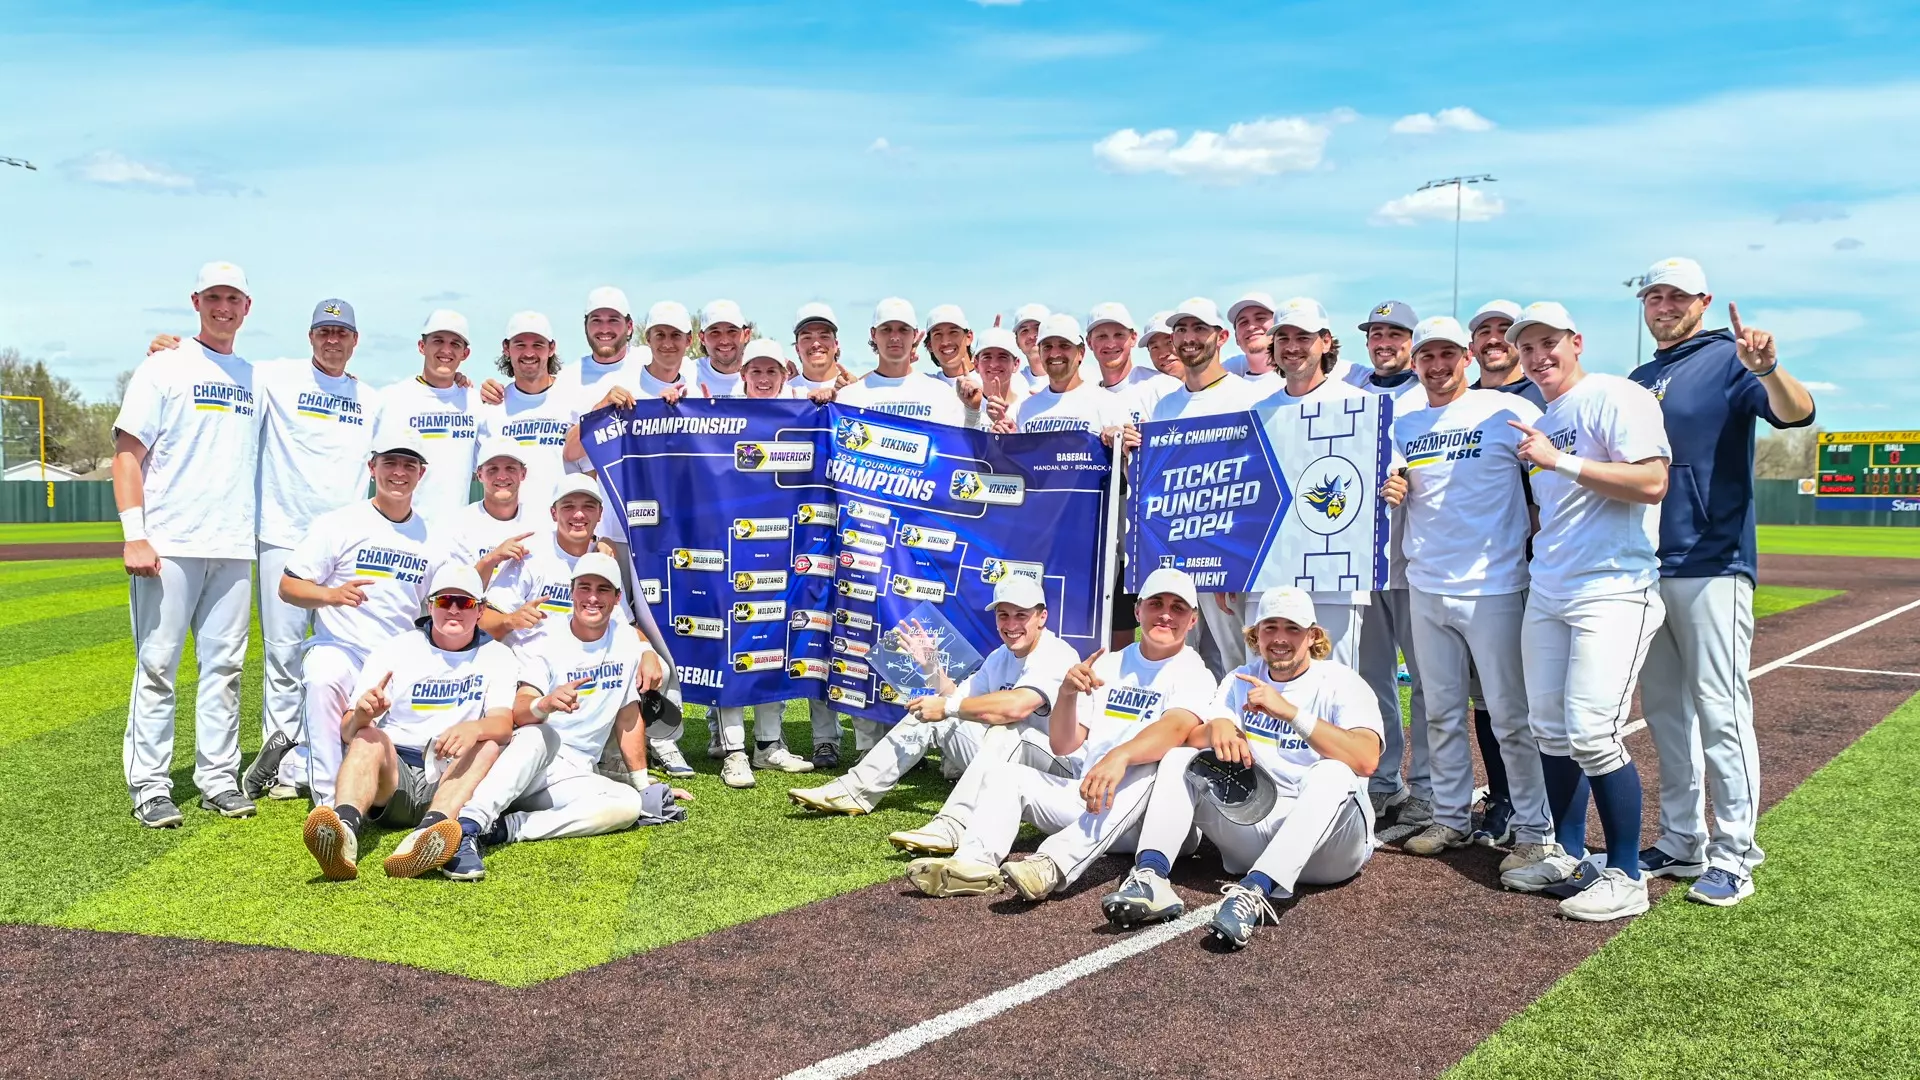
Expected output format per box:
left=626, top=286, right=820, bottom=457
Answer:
left=254, top=358, right=379, bottom=551
left=518, top=623, right=654, bottom=764
left=112, top=342, right=260, bottom=561
left=1528, top=373, right=1671, bottom=601
left=1010, top=381, right=1129, bottom=436
left=697, top=357, right=744, bottom=398
left=1074, top=645, right=1217, bottom=765
left=951, top=628, right=1081, bottom=736
left=484, top=531, right=633, bottom=651
left=1212, top=658, right=1382, bottom=798
left=1096, top=366, right=1178, bottom=426
left=438, top=498, right=540, bottom=574
left=1394, top=389, right=1542, bottom=597
left=1147, top=370, right=1277, bottom=423
left=285, top=500, right=444, bottom=655
left=475, top=380, right=573, bottom=513
left=353, top=626, right=520, bottom=753
left=838, top=371, right=978, bottom=429
left=377, top=377, right=479, bottom=521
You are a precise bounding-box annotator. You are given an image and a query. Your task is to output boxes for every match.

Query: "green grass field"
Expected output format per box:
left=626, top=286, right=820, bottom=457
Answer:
left=0, top=521, right=121, bottom=544
left=1755, top=524, right=1920, bottom=559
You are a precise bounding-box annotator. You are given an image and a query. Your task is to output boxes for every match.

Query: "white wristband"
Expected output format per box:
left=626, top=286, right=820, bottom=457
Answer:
left=530, top=700, right=552, bottom=721
left=1552, top=455, right=1585, bottom=481
left=1289, top=711, right=1320, bottom=739
left=119, top=507, right=148, bottom=542
left=943, top=695, right=963, bottom=720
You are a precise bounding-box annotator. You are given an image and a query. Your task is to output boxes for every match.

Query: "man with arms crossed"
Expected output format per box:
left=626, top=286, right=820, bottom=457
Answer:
left=905, top=570, right=1216, bottom=900
left=379, top=310, right=480, bottom=521
left=1630, top=258, right=1814, bottom=906
left=1102, top=587, right=1383, bottom=950
left=1502, top=301, right=1671, bottom=921
left=115, top=261, right=261, bottom=827
left=301, top=564, right=517, bottom=882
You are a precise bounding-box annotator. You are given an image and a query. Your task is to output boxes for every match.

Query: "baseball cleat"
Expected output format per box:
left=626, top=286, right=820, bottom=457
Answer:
left=1402, top=823, right=1471, bottom=856
left=1686, top=867, right=1754, bottom=907
left=440, top=835, right=487, bottom=882
left=906, top=857, right=1002, bottom=897
left=1471, top=798, right=1515, bottom=847
left=241, top=732, right=295, bottom=800
left=810, top=742, right=841, bottom=771
left=1367, top=785, right=1410, bottom=820
left=721, top=751, right=756, bottom=789
left=887, top=815, right=962, bottom=855
left=198, top=789, right=257, bottom=819
left=1208, top=883, right=1280, bottom=950
left=788, top=781, right=871, bottom=815
left=382, top=818, right=463, bottom=879
left=1499, top=841, right=1558, bottom=875
left=1002, top=854, right=1063, bottom=901
left=1101, top=866, right=1184, bottom=928
left=266, top=781, right=306, bottom=801
left=1557, top=867, right=1649, bottom=922
left=132, top=795, right=184, bottom=829
left=754, top=743, right=816, bottom=774
left=1499, top=843, right=1580, bottom=892
left=303, top=805, right=359, bottom=881
left=650, top=739, right=696, bottom=779
left=1638, top=846, right=1707, bottom=880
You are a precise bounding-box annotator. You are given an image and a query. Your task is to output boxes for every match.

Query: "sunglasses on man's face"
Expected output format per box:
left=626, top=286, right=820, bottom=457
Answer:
left=432, top=594, right=480, bottom=611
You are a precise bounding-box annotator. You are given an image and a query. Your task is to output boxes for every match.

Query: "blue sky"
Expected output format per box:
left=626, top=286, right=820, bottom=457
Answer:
left=3, top=0, right=1917, bottom=430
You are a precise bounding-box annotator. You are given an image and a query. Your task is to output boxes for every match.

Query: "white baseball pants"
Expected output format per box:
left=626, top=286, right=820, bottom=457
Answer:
left=298, top=641, right=367, bottom=807
left=463, top=725, right=645, bottom=840
left=1521, top=587, right=1665, bottom=777
left=716, top=703, right=793, bottom=751
left=1135, top=748, right=1373, bottom=893
left=954, top=760, right=1155, bottom=885
left=124, top=556, right=252, bottom=806
left=1409, top=589, right=1550, bottom=842
left=256, top=543, right=310, bottom=747
left=1363, top=588, right=1428, bottom=798
left=1640, top=575, right=1764, bottom=876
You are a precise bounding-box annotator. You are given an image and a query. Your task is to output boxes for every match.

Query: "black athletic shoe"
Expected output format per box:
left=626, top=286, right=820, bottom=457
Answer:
left=241, top=732, right=295, bottom=800
left=132, top=796, right=184, bottom=828
left=199, top=789, right=257, bottom=819
left=811, top=742, right=841, bottom=771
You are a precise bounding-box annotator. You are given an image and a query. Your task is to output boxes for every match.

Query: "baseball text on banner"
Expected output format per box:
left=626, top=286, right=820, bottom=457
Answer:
left=581, top=399, right=1114, bottom=721
left=1127, top=393, right=1393, bottom=593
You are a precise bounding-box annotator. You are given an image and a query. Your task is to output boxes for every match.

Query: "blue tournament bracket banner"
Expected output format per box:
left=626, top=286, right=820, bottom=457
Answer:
left=581, top=399, right=1113, bottom=721
left=1127, top=393, right=1393, bottom=594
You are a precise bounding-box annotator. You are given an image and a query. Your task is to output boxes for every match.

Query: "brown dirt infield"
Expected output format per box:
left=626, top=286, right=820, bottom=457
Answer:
left=0, top=542, right=121, bottom=561
left=2, top=554, right=1915, bottom=1080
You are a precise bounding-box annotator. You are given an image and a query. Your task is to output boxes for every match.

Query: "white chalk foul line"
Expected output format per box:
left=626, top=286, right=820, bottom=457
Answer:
left=778, top=902, right=1224, bottom=1080
left=1786, top=663, right=1920, bottom=679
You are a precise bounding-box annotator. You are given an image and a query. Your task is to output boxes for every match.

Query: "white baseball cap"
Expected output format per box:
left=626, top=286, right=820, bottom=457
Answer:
left=1167, top=297, right=1227, bottom=331
left=1274, top=300, right=1330, bottom=335
left=475, top=436, right=529, bottom=470
left=1226, top=292, right=1277, bottom=327
left=795, top=302, right=838, bottom=332
left=1142, top=311, right=1174, bottom=339
left=973, top=326, right=1021, bottom=358
left=1012, top=303, right=1051, bottom=329
left=743, top=338, right=786, bottom=365
left=1037, top=313, right=1084, bottom=346
left=427, top=563, right=485, bottom=600
left=1468, top=299, right=1523, bottom=333
left=420, top=309, right=471, bottom=343
left=1411, top=315, right=1472, bottom=351
left=1086, top=301, right=1136, bottom=333
left=1137, top=567, right=1198, bottom=608
left=645, top=301, right=693, bottom=334
left=984, top=574, right=1047, bottom=611
left=1505, top=301, right=1580, bottom=342
left=1638, top=257, right=1709, bottom=297
left=1249, top=586, right=1316, bottom=630
left=369, top=417, right=429, bottom=463
left=701, top=299, right=745, bottom=330
left=570, top=551, right=624, bottom=590
left=551, top=475, right=604, bottom=507
left=586, top=286, right=632, bottom=318
left=505, top=311, right=555, bottom=342
left=924, top=303, right=969, bottom=332
left=872, top=297, right=917, bottom=329
left=193, top=261, right=249, bottom=296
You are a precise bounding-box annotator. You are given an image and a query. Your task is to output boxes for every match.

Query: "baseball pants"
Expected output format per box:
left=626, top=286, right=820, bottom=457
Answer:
left=840, top=719, right=1052, bottom=811
left=1641, top=575, right=1764, bottom=876
left=1136, top=748, right=1373, bottom=894
left=1362, top=588, right=1428, bottom=798
left=1409, top=589, right=1549, bottom=842
left=954, top=760, right=1155, bottom=886
left=125, top=555, right=252, bottom=806
left=611, top=537, right=689, bottom=748
left=255, top=543, right=310, bottom=747
left=715, top=703, right=793, bottom=751
left=463, top=725, right=644, bottom=840
left=1521, top=587, right=1665, bottom=777
left=298, top=641, right=368, bottom=807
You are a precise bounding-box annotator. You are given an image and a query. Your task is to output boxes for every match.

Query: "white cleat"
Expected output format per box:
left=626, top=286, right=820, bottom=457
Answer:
left=720, top=751, right=756, bottom=789
left=887, top=815, right=963, bottom=855
left=753, top=743, right=816, bottom=774
left=906, top=857, right=1003, bottom=897
left=1557, top=866, right=1650, bottom=922
left=788, top=780, right=872, bottom=816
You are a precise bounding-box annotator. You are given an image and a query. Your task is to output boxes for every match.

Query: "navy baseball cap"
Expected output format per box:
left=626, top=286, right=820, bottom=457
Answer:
left=1358, top=300, right=1417, bottom=332
left=311, top=299, right=357, bottom=332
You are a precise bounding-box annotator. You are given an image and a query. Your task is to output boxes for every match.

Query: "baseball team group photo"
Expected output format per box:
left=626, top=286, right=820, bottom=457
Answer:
left=4, top=4, right=1917, bottom=1079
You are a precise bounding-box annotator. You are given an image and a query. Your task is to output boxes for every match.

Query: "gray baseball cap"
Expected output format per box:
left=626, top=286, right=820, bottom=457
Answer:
left=1358, top=300, right=1417, bottom=333
left=311, top=299, right=357, bottom=331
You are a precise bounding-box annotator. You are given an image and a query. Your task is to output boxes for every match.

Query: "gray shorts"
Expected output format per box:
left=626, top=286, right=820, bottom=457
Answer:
left=375, top=745, right=439, bottom=827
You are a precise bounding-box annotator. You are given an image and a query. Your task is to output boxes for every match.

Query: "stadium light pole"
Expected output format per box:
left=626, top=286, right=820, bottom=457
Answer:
left=1418, top=174, right=1497, bottom=319
left=1623, top=273, right=1650, bottom=366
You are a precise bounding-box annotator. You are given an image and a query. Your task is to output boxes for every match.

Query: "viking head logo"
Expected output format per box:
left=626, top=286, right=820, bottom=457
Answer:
left=1303, top=474, right=1349, bottom=520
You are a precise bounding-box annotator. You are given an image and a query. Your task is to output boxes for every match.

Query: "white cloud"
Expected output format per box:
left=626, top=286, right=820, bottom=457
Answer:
left=867, top=137, right=891, bottom=153
left=1834, top=236, right=1865, bottom=250
left=59, top=150, right=248, bottom=195
left=1092, top=115, right=1341, bottom=184
left=1371, top=183, right=1505, bottom=225
left=1740, top=307, right=1865, bottom=344
left=984, top=32, right=1149, bottom=61
left=1391, top=106, right=1495, bottom=135
left=1801, top=381, right=1842, bottom=392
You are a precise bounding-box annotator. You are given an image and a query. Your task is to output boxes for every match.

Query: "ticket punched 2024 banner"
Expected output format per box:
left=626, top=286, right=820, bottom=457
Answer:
left=582, top=400, right=1116, bottom=720
left=1127, top=394, right=1394, bottom=595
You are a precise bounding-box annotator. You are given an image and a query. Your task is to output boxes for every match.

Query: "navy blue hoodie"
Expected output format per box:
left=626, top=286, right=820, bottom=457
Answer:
left=1629, top=329, right=1813, bottom=580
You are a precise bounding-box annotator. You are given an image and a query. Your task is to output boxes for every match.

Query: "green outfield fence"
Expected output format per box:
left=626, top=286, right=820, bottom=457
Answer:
left=2, top=478, right=1915, bottom=527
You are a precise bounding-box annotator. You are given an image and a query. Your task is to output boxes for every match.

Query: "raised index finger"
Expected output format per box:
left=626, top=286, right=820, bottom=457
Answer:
left=1506, top=419, right=1541, bottom=437
left=377, top=672, right=392, bottom=689
left=1728, top=301, right=1745, bottom=338
left=1233, top=671, right=1260, bottom=685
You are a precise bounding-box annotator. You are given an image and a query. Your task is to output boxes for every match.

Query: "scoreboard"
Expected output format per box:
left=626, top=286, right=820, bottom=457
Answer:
left=1816, top=430, right=1920, bottom=512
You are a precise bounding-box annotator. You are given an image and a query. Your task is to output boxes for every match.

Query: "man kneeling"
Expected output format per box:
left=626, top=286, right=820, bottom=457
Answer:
left=1101, top=587, right=1384, bottom=950
left=906, top=568, right=1217, bottom=900
left=302, top=565, right=519, bottom=882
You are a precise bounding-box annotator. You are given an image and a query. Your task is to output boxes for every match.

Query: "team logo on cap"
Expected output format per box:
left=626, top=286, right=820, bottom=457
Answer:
left=323, top=303, right=343, bottom=317
left=1298, top=456, right=1365, bottom=536
left=1373, top=303, right=1394, bottom=318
